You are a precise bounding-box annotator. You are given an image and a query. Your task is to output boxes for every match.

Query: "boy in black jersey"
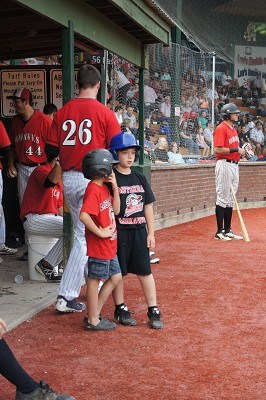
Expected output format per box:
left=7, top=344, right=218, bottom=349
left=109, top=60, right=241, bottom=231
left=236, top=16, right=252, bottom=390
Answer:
left=109, top=132, right=163, bottom=329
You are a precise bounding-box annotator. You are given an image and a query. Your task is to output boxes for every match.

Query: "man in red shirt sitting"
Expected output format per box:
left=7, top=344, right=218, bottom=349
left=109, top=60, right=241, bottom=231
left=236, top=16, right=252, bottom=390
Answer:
left=20, top=156, right=63, bottom=281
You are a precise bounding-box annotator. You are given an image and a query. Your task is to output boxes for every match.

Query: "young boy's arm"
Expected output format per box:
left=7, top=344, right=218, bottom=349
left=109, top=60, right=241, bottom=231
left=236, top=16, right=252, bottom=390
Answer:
left=144, top=203, right=155, bottom=250
left=105, top=172, right=120, bottom=215
left=80, top=212, right=114, bottom=238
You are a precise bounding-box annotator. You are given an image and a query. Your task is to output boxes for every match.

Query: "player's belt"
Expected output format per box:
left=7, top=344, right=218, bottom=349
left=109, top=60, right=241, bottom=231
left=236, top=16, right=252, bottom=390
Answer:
left=21, top=162, right=47, bottom=167
left=226, top=160, right=238, bottom=165
left=23, top=213, right=59, bottom=223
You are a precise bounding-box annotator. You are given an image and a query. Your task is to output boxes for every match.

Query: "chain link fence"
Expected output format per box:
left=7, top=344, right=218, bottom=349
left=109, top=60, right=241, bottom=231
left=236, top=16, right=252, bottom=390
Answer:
left=105, top=42, right=265, bottom=164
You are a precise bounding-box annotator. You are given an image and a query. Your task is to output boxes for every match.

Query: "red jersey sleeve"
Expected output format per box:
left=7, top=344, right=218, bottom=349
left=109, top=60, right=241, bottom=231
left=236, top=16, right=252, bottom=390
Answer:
left=46, top=115, right=59, bottom=147
left=0, top=121, right=11, bottom=169
left=57, top=181, right=63, bottom=208
left=213, top=123, right=228, bottom=148
left=0, top=121, right=11, bottom=148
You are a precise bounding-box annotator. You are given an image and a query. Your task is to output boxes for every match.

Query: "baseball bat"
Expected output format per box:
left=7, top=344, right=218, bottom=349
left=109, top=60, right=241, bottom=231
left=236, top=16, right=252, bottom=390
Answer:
left=230, top=185, right=250, bottom=242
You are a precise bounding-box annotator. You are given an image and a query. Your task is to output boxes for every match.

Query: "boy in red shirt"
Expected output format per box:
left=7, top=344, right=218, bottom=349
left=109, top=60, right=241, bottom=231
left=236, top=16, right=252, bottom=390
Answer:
left=80, top=149, right=122, bottom=331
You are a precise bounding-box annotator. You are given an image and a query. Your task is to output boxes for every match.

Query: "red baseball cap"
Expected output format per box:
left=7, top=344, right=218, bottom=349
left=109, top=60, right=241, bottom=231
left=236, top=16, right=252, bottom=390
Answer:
left=7, top=87, right=31, bottom=100
left=182, top=111, right=189, bottom=119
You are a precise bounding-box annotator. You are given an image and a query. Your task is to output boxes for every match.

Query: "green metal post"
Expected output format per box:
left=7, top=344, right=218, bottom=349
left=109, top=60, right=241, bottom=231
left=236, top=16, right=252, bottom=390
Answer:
left=139, top=67, right=145, bottom=164
left=131, top=67, right=151, bottom=183
left=100, top=50, right=108, bottom=105
left=170, top=0, right=182, bottom=143
left=62, top=20, right=74, bottom=264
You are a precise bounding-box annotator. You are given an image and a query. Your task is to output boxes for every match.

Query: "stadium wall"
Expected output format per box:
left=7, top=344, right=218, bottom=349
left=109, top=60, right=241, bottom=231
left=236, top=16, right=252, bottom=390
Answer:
left=152, top=162, right=266, bottom=230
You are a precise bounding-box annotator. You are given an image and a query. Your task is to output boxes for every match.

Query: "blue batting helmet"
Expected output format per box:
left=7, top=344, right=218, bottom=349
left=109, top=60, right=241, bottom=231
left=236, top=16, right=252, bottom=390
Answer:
left=109, top=132, right=142, bottom=161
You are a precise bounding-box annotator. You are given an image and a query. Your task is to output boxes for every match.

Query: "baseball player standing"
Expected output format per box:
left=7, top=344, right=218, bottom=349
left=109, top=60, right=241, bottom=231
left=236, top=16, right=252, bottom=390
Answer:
left=7, top=88, right=52, bottom=262
left=7, top=88, right=52, bottom=203
left=45, top=65, right=120, bottom=313
left=213, top=103, right=245, bottom=241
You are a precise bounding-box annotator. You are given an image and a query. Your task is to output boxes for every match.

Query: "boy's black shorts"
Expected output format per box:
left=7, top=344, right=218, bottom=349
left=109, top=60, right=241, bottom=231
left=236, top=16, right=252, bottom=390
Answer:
left=117, top=227, right=151, bottom=276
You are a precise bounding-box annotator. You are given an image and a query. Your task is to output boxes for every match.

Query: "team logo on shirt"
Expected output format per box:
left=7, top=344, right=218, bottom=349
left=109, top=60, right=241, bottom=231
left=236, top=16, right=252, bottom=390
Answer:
left=100, top=197, right=112, bottom=211
left=125, top=194, right=143, bottom=217
left=52, top=188, right=60, bottom=199
left=228, top=135, right=239, bottom=145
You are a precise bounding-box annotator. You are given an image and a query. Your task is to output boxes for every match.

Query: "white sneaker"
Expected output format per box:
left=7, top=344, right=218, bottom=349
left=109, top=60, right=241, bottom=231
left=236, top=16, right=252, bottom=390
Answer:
left=225, top=230, right=243, bottom=240
left=149, top=251, right=155, bottom=257
left=0, top=244, right=18, bottom=255
left=150, top=257, right=160, bottom=264
left=215, top=232, right=231, bottom=241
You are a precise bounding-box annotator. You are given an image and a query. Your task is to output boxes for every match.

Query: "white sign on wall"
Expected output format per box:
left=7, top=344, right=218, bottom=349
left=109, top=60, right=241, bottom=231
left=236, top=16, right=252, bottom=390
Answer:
left=234, top=45, right=266, bottom=88
left=50, top=69, right=79, bottom=110
left=1, top=69, right=46, bottom=117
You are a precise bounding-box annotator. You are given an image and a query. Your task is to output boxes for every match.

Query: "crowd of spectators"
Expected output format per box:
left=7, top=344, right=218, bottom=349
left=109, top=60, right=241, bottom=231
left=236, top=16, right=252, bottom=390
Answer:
left=104, top=55, right=265, bottom=164
left=1, top=53, right=265, bottom=164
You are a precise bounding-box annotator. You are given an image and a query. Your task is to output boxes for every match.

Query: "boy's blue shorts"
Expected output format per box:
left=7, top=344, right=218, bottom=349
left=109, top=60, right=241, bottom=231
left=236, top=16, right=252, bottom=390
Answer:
left=87, top=255, right=121, bottom=280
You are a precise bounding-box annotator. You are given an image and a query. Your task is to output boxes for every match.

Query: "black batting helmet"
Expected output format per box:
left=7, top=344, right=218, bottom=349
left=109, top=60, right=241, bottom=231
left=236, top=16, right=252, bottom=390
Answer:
left=82, top=149, right=119, bottom=180
left=220, top=103, right=240, bottom=120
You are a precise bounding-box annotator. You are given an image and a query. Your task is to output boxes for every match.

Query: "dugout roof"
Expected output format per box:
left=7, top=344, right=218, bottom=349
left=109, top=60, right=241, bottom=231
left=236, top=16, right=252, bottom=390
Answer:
left=0, top=0, right=172, bottom=67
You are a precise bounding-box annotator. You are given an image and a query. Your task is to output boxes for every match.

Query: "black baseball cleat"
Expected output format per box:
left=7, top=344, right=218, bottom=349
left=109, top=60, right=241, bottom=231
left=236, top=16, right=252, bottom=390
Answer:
left=114, top=304, right=137, bottom=326
left=35, top=260, right=61, bottom=282
left=147, top=307, right=163, bottom=329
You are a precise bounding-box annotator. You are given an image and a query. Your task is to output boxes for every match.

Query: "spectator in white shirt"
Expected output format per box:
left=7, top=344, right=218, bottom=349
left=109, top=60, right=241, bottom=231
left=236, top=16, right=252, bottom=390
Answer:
left=113, top=69, right=131, bottom=104
left=123, top=106, right=137, bottom=128
left=159, top=95, right=171, bottom=120
left=144, top=80, right=157, bottom=128
left=250, top=121, right=264, bottom=155
left=221, top=69, right=233, bottom=86
left=115, top=105, right=123, bottom=126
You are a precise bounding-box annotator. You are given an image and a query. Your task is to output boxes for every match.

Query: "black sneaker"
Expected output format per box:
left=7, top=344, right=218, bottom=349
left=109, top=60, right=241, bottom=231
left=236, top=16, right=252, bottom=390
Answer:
left=114, top=304, right=137, bottom=326
left=35, top=260, right=61, bottom=282
left=15, top=380, right=75, bottom=399
left=18, top=251, right=28, bottom=261
left=147, top=308, right=163, bottom=329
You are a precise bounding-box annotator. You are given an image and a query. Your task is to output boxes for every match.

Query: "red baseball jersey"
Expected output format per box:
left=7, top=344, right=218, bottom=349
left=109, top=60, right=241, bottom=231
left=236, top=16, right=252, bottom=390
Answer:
left=20, top=163, right=63, bottom=220
left=213, top=121, right=240, bottom=162
left=0, top=121, right=11, bottom=169
left=46, top=98, right=120, bottom=171
left=81, top=181, right=117, bottom=260
left=9, top=111, right=51, bottom=164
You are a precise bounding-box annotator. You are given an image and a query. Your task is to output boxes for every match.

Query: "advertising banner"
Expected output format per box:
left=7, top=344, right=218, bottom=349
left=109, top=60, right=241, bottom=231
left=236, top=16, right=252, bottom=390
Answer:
left=234, top=45, right=266, bottom=88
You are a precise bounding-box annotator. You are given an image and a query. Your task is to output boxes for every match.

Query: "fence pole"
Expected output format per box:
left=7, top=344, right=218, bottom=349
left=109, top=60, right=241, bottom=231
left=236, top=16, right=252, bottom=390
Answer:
left=101, top=50, right=108, bottom=105
left=62, top=20, right=74, bottom=264
left=211, top=51, right=216, bottom=154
